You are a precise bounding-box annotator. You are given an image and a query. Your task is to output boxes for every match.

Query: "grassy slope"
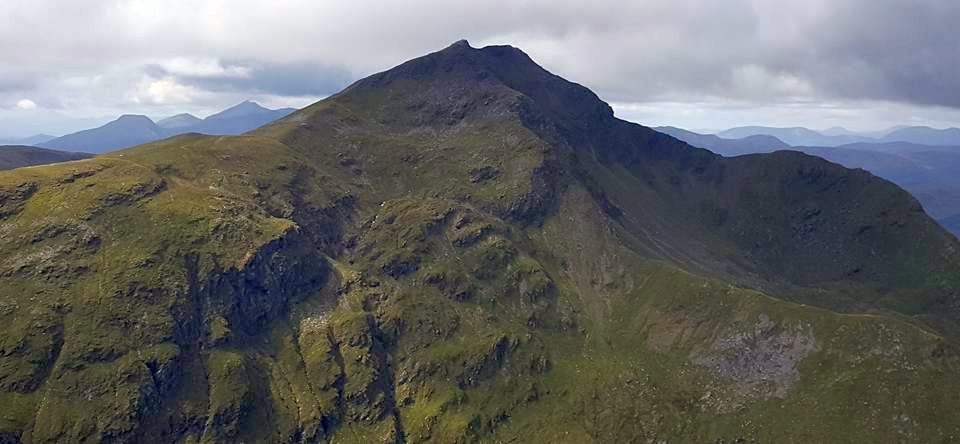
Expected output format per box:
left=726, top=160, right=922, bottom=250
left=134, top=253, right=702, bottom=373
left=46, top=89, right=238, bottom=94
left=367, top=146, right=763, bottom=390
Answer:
left=0, top=134, right=331, bottom=442
left=0, top=42, right=959, bottom=443
left=501, top=186, right=960, bottom=442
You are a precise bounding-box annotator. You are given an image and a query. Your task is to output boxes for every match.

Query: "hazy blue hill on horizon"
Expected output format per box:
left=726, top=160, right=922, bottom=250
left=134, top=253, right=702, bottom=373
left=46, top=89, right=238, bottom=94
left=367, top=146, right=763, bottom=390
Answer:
left=39, top=114, right=165, bottom=153
left=820, top=126, right=862, bottom=137
left=797, top=146, right=935, bottom=185
left=717, top=125, right=873, bottom=146
left=655, top=126, right=788, bottom=156
left=169, top=101, right=296, bottom=136
left=717, top=125, right=960, bottom=147
left=882, top=126, right=960, bottom=145
left=834, top=141, right=960, bottom=154
left=37, top=101, right=298, bottom=153
left=0, top=134, right=58, bottom=146
left=156, top=113, right=202, bottom=129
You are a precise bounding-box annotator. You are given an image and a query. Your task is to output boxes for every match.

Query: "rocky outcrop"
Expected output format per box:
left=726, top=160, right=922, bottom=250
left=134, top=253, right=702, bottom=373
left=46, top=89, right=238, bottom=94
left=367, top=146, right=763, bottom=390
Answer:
left=0, top=182, right=37, bottom=219
left=692, top=314, right=818, bottom=399
left=191, top=228, right=328, bottom=344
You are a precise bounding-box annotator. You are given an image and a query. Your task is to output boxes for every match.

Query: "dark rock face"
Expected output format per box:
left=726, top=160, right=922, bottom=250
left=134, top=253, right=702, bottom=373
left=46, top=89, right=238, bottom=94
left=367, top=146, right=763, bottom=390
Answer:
left=0, top=182, right=38, bottom=219
left=0, top=227, right=329, bottom=443
left=192, top=230, right=328, bottom=342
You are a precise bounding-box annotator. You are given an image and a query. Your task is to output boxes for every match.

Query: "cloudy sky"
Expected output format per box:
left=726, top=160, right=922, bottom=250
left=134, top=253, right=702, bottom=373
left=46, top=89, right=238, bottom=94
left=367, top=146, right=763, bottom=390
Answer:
left=1, top=0, right=959, bottom=137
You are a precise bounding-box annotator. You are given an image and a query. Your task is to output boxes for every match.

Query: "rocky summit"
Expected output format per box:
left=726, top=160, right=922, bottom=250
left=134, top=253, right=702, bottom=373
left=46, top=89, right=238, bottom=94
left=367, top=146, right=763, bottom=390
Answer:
left=1, top=41, right=959, bottom=443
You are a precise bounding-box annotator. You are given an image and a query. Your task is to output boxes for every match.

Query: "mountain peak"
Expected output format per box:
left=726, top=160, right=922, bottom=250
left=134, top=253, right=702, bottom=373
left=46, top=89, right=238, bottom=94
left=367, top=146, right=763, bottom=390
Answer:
left=449, top=39, right=472, bottom=49
left=362, top=40, right=529, bottom=81
left=330, top=41, right=614, bottom=138
left=206, top=100, right=270, bottom=120
left=157, top=113, right=202, bottom=129
left=109, top=114, right=158, bottom=129
left=164, top=112, right=199, bottom=119
left=115, top=114, right=153, bottom=123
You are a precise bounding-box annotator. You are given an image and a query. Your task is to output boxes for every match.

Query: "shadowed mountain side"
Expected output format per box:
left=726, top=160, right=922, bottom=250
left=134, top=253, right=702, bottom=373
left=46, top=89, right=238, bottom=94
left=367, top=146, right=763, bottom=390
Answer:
left=0, top=145, right=93, bottom=170
left=663, top=127, right=960, bottom=238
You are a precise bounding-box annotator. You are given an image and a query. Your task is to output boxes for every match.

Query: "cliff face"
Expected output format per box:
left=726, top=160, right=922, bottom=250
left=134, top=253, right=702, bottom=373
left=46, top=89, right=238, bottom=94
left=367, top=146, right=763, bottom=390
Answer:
left=1, top=42, right=960, bottom=443
left=0, top=190, right=327, bottom=442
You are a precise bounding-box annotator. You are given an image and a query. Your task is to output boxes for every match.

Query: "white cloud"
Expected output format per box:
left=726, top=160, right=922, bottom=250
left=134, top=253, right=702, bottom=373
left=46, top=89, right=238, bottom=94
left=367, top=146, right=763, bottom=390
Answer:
left=155, top=58, right=251, bottom=78
left=16, top=99, right=36, bottom=110
left=0, top=0, right=957, bottom=134
left=612, top=99, right=960, bottom=133
left=128, top=76, right=198, bottom=105
left=730, top=65, right=815, bottom=100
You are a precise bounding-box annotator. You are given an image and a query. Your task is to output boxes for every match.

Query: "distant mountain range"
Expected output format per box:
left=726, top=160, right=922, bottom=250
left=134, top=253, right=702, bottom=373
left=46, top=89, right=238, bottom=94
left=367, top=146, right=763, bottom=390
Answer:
left=655, top=126, right=789, bottom=156
left=31, top=101, right=295, bottom=153
left=156, top=113, right=203, bottom=129
left=0, top=145, right=92, bottom=170
left=176, top=100, right=296, bottom=135
left=0, top=134, right=57, bottom=146
left=882, top=126, right=960, bottom=146
left=715, top=125, right=960, bottom=147
left=39, top=115, right=167, bottom=154
left=660, top=127, right=960, bottom=236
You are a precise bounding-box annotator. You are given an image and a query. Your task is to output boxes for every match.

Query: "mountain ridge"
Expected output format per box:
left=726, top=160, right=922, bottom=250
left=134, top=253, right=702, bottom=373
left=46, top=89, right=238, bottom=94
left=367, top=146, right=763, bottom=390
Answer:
left=656, top=125, right=789, bottom=156
left=0, top=145, right=93, bottom=170
left=718, top=125, right=960, bottom=146
left=1, top=41, right=959, bottom=442
left=156, top=113, right=202, bottom=129
left=37, top=102, right=296, bottom=153
left=182, top=101, right=296, bottom=136
left=39, top=114, right=166, bottom=153
left=661, top=126, right=960, bottom=237
left=0, top=134, right=58, bottom=146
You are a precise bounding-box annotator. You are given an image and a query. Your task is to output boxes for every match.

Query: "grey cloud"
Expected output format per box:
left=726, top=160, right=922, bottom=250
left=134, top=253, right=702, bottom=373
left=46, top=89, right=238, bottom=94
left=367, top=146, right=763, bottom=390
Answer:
left=148, top=60, right=353, bottom=97
left=756, top=0, right=960, bottom=108
left=507, top=0, right=960, bottom=109
left=0, top=0, right=958, bottom=134
left=0, top=68, right=40, bottom=94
